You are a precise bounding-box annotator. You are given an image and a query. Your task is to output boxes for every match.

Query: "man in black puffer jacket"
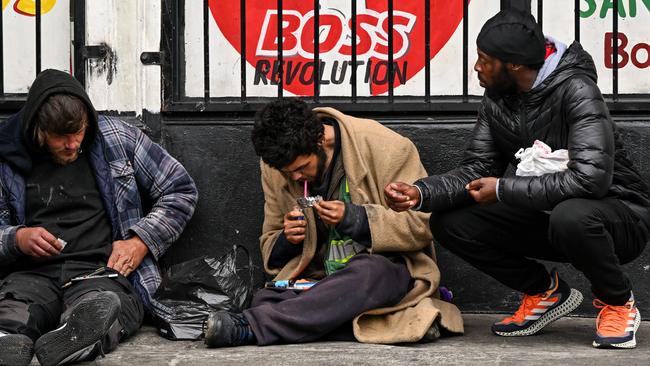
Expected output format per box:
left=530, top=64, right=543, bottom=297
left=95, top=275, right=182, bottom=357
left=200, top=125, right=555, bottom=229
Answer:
left=385, top=9, right=649, bottom=349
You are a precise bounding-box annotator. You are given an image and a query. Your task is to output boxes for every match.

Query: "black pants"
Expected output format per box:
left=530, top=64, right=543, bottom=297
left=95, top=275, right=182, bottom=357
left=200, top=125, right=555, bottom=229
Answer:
left=243, top=253, right=412, bottom=345
left=431, top=198, right=648, bottom=306
left=0, top=261, right=143, bottom=352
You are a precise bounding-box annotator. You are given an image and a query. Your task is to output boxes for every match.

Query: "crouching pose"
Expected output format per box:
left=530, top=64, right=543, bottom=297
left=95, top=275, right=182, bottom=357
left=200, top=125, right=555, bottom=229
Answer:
left=385, top=9, right=649, bottom=349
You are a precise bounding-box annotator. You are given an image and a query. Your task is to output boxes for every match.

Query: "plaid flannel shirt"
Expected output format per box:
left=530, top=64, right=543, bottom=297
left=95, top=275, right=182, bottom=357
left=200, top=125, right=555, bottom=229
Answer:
left=0, top=115, right=198, bottom=316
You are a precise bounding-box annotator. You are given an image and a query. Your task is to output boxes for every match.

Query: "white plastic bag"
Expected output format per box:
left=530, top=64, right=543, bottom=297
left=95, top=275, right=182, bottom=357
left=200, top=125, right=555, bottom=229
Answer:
left=514, top=140, right=569, bottom=177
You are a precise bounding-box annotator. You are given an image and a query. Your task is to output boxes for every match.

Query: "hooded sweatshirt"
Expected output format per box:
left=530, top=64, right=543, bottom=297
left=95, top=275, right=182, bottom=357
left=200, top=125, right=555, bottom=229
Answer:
left=0, top=69, right=111, bottom=268
left=0, top=69, right=98, bottom=176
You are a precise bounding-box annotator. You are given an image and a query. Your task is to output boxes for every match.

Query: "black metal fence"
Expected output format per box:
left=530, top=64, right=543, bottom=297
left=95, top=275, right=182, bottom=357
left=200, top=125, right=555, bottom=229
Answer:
left=162, top=0, right=650, bottom=114
left=163, top=0, right=475, bottom=113
left=0, top=1, right=647, bottom=114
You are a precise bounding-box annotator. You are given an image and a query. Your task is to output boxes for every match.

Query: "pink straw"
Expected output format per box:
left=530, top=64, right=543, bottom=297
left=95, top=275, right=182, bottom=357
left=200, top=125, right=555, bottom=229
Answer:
left=304, top=180, right=308, bottom=198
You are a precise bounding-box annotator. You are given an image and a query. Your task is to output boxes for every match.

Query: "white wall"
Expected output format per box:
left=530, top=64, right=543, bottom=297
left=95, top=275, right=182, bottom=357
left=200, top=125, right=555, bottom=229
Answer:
left=85, top=0, right=161, bottom=113
left=2, top=0, right=70, bottom=93
left=1, top=0, right=161, bottom=114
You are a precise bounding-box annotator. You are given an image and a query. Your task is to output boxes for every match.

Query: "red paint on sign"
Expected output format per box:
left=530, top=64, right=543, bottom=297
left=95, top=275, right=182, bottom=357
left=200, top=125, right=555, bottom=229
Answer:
left=209, top=0, right=466, bottom=96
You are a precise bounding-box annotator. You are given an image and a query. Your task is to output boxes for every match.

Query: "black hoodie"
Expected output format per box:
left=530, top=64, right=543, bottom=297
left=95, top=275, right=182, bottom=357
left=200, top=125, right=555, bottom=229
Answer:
left=0, top=69, right=98, bottom=176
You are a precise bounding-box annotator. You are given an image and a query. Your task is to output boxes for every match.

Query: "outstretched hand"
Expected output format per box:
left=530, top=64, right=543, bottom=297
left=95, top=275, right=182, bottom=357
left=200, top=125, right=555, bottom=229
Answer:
left=384, top=182, right=420, bottom=212
left=466, top=177, right=498, bottom=204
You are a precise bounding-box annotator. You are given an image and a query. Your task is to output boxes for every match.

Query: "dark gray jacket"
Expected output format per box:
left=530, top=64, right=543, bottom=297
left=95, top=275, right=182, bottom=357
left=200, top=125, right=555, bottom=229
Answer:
left=415, top=42, right=650, bottom=227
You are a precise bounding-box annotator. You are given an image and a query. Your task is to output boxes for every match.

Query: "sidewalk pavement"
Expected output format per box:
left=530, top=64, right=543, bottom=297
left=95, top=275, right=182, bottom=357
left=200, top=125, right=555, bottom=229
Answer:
left=71, top=314, right=649, bottom=365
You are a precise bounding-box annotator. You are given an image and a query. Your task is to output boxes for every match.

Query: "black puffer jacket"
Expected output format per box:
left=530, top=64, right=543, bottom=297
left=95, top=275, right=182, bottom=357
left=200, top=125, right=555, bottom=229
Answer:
left=415, top=42, right=650, bottom=227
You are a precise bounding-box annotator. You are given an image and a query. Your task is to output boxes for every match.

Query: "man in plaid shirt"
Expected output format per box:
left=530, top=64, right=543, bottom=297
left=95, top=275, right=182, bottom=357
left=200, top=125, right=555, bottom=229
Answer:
left=0, top=69, right=198, bottom=366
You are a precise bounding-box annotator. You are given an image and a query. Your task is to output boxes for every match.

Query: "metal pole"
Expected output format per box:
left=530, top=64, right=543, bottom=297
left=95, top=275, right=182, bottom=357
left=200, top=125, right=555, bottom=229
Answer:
left=500, top=0, right=531, bottom=12
left=203, top=0, right=210, bottom=105
left=240, top=0, right=247, bottom=102
left=36, top=0, right=42, bottom=74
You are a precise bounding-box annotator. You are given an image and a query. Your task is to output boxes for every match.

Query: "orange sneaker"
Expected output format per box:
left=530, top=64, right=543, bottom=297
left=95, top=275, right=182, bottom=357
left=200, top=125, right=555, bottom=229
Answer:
left=593, top=297, right=640, bottom=349
left=492, top=269, right=583, bottom=336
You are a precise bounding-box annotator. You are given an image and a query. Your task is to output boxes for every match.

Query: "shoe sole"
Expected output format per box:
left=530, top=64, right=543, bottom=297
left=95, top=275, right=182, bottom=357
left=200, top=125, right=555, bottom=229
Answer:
left=35, top=292, right=120, bottom=366
left=0, top=334, right=34, bottom=366
left=494, top=288, right=584, bottom=337
left=592, top=308, right=641, bottom=349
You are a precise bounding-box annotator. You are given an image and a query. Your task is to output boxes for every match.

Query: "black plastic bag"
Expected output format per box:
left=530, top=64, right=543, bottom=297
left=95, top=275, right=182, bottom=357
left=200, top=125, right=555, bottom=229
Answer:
left=152, top=245, right=254, bottom=340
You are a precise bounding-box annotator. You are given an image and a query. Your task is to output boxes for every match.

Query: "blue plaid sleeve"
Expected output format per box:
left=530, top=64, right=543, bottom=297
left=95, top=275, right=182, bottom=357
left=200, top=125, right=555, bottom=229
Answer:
left=125, top=125, right=198, bottom=259
left=0, top=186, right=23, bottom=265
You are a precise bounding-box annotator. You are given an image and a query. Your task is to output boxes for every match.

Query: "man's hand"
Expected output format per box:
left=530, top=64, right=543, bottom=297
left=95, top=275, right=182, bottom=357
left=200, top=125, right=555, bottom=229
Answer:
left=313, top=200, right=346, bottom=226
left=283, top=208, right=306, bottom=245
left=466, top=177, right=498, bottom=204
left=108, top=236, right=149, bottom=277
left=384, top=182, right=420, bottom=212
left=16, top=227, right=62, bottom=257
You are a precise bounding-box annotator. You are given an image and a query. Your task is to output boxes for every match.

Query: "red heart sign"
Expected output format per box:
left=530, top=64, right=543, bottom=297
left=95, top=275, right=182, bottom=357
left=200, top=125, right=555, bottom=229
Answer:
left=209, top=0, right=466, bottom=96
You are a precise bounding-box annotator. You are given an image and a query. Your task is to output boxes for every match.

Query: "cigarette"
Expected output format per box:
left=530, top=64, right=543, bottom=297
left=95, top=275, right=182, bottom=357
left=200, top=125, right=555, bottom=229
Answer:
left=57, top=238, right=67, bottom=249
left=304, top=180, right=308, bottom=198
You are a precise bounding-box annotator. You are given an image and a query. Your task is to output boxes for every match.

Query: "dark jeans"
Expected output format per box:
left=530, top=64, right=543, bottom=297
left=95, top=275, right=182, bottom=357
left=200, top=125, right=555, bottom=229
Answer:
left=243, top=253, right=412, bottom=345
left=0, top=261, right=143, bottom=352
left=430, top=198, right=648, bottom=306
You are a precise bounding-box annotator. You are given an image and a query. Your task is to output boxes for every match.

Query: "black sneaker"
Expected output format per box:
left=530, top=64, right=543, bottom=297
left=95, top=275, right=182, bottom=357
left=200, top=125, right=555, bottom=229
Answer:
left=492, top=269, right=583, bottom=336
left=203, top=311, right=256, bottom=348
left=0, top=332, right=34, bottom=366
left=35, top=291, right=121, bottom=366
left=420, top=318, right=442, bottom=343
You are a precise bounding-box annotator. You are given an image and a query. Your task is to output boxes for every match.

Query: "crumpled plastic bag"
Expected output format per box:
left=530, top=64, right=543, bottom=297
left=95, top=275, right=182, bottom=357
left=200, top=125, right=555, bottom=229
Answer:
left=152, top=245, right=254, bottom=340
left=515, top=140, right=569, bottom=176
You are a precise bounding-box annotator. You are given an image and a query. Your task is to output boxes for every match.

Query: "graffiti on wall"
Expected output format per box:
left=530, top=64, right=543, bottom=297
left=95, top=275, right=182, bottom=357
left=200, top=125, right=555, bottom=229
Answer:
left=2, top=0, right=57, bottom=16
left=209, top=0, right=466, bottom=96
left=580, top=0, right=650, bottom=69
left=203, top=0, right=649, bottom=97
left=572, top=0, right=650, bottom=92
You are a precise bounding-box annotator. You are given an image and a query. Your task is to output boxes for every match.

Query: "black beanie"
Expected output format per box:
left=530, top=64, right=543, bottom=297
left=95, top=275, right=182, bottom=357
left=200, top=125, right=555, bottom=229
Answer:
left=476, top=8, right=545, bottom=65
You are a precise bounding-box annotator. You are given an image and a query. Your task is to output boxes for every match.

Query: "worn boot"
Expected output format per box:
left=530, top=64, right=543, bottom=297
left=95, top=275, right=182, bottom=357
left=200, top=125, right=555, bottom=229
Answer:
left=35, top=291, right=121, bottom=366
left=203, top=311, right=256, bottom=348
left=420, top=317, right=442, bottom=343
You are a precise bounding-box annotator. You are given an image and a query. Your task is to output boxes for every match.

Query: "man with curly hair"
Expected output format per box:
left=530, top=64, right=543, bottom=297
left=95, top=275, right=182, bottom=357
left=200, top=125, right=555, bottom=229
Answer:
left=203, top=98, right=463, bottom=347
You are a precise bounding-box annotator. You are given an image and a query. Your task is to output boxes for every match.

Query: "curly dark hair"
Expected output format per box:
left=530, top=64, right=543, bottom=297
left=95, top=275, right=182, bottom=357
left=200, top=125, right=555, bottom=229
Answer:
left=251, top=98, right=323, bottom=169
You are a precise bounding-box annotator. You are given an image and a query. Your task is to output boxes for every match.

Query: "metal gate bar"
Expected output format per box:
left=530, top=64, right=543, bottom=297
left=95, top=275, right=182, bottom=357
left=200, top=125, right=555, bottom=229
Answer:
left=160, top=0, right=650, bottom=114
